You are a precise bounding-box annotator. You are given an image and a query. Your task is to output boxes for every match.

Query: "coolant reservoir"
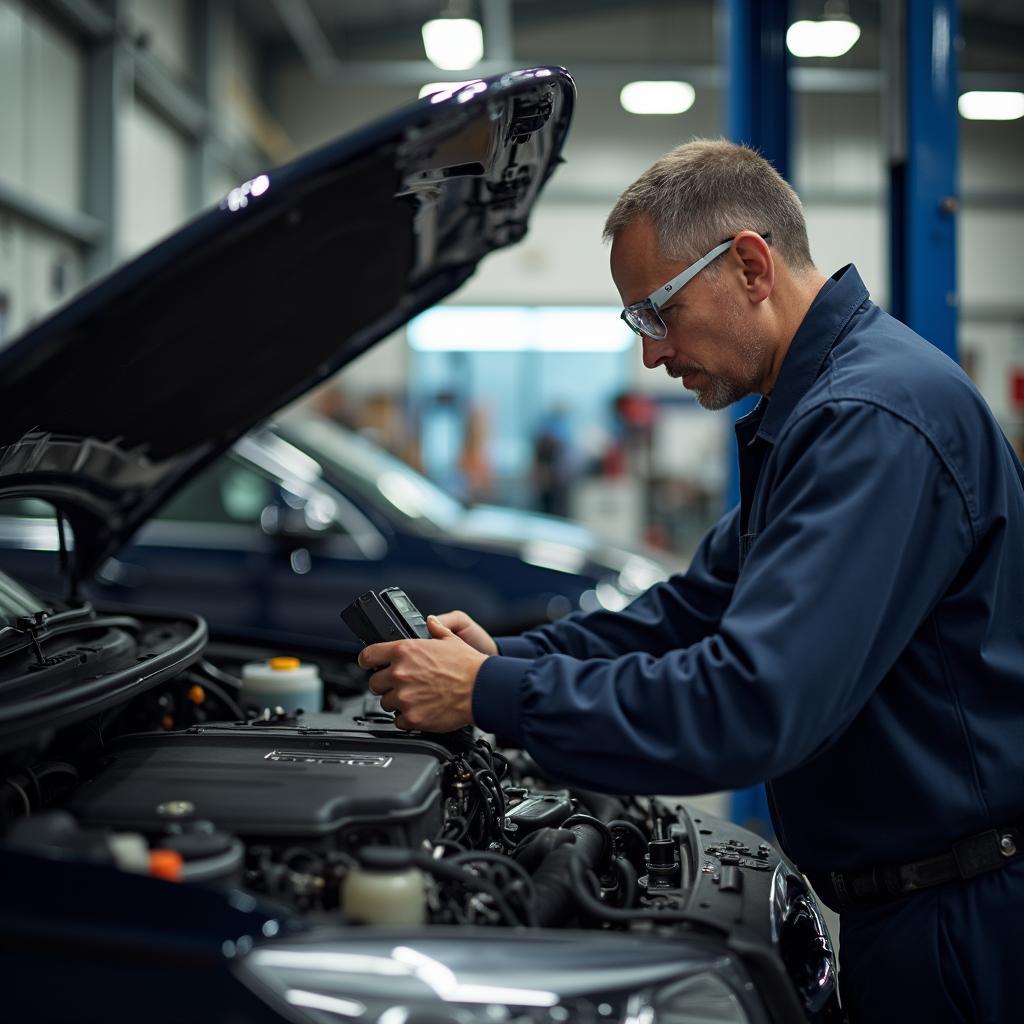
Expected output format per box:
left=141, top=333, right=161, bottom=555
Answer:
left=341, top=865, right=427, bottom=925
left=240, top=657, right=322, bottom=714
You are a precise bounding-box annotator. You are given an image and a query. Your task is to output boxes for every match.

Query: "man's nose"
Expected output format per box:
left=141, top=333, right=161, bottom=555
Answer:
left=641, top=333, right=673, bottom=370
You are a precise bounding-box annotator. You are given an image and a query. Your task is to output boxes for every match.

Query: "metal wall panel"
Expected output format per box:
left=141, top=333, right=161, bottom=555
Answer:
left=128, top=0, right=192, bottom=80
left=960, top=210, right=1024, bottom=309
left=214, top=11, right=258, bottom=150
left=794, top=92, right=883, bottom=194
left=0, top=219, right=81, bottom=339
left=24, top=8, right=85, bottom=213
left=118, top=98, right=190, bottom=257
left=804, top=205, right=887, bottom=304
left=0, top=1, right=26, bottom=191
left=0, top=214, right=25, bottom=341
left=21, top=225, right=80, bottom=326
left=0, top=2, right=86, bottom=341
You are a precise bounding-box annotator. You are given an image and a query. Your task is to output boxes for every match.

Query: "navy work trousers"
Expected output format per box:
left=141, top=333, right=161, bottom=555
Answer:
left=838, top=859, right=1024, bottom=1022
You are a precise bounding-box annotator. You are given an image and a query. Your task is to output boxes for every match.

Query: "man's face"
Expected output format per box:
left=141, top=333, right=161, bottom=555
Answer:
left=610, top=218, right=771, bottom=410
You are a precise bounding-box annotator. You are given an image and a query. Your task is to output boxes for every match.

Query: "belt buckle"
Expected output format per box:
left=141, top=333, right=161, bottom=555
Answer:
left=952, top=828, right=1004, bottom=879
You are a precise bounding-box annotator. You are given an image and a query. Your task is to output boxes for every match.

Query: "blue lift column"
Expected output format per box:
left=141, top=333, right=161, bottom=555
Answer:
left=722, top=0, right=791, bottom=507
left=885, top=0, right=959, bottom=360
left=722, top=0, right=790, bottom=838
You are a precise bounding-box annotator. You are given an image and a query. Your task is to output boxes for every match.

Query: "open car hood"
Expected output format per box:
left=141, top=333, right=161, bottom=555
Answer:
left=0, top=68, right=574, bottom=588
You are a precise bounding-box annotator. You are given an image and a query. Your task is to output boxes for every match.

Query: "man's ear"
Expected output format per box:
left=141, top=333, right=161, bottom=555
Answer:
left=732, top=231, right=773, bottom=303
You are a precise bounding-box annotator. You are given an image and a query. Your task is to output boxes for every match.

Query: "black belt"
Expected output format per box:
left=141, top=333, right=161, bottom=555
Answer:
left=812, top=819, right=1023, bottom=912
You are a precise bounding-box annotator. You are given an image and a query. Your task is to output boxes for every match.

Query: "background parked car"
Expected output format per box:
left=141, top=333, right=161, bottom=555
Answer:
left=0, top=407, right=675, bottom=646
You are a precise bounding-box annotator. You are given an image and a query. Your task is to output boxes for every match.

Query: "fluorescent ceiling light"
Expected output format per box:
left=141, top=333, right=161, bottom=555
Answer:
left=958, top=91, right=1024, bottom=121
left=408, top=307, right=634, bottom=353
left=421, top=18, right=483, bottom=71
left=620, top=81, right=695, bottom=116
left=786, top=18, right=861, bottom=58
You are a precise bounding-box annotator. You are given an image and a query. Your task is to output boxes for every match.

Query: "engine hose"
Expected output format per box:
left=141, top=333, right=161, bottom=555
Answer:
left=561, top=814, right=613, bottom=871
left=414, top=853, right=523, bottom=927
left=609, top=819, right=648, bottom=857
left=569, top=788, right=627, bottom=823
left=450, top=851, right=539, bottom=927
left=449, top=850, right=536, bottom=895
left=528, top=821, right=606, bottom=928
left=565, top=856, right=729, bottom=933
left=511, top=826, right=575, bottom=872
left=613, top=855, right=639, bottom=908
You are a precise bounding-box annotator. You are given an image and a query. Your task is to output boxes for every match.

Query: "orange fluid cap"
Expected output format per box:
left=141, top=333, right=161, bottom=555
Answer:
left=149, top=849, right=184, bottom=882
left=269, top=657, right=301, bottom=671
left=187, top=684, right=206, bottom=705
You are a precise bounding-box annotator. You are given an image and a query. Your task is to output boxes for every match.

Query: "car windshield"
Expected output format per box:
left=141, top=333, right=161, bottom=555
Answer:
left=0, top=570, right=47, bottom=630
left=277, top=410, right=466, bottom=531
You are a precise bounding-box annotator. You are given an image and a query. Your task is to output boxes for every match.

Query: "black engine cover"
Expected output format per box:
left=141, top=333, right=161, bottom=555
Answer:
left=69, top=730, right=444, bottom=847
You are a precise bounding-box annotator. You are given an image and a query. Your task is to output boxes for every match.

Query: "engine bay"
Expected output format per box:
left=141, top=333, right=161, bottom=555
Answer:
left=0, top=616, right=836, bottom=1019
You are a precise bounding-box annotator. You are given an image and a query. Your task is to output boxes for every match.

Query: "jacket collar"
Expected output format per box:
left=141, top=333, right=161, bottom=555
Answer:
left=740, top=264, right=870, bottom=444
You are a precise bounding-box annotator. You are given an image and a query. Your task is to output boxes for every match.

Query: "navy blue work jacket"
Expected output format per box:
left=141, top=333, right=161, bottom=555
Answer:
left=473, top=265, right=1024, bottom=874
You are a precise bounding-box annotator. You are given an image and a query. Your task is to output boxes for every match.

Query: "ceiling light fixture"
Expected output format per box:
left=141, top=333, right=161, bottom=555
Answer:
left=786, top=1, right=861, bottom=59
left=620, top=81, right=696, bottom=116
left=421, top=16, right=484, bottom=71
left=957, top=91, right=1024, bottom=121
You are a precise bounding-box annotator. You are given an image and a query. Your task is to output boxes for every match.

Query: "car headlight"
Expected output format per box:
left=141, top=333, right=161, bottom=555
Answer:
left=236, top=933, right=760, bottom=1024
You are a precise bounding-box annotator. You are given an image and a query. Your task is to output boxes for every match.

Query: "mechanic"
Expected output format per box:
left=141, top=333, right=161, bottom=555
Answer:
left=359, top=139, right=1024, bottom=1022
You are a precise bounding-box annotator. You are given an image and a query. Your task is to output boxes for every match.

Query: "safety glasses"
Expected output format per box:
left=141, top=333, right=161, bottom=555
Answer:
left=620, top=235, right=773, bottom=340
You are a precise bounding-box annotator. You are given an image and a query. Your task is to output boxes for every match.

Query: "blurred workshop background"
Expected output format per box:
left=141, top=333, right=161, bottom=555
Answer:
left=1, top=0, right=1022, bottom=562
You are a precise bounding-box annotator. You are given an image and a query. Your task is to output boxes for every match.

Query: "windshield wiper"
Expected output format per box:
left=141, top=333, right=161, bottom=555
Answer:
left=0, top=611, right=51, bottom=664
left=0, top=605, right=125, bottom=664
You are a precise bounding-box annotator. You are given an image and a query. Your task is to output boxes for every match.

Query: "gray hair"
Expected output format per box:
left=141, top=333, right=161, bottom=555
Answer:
left=603, top=138, right=814, bottom=274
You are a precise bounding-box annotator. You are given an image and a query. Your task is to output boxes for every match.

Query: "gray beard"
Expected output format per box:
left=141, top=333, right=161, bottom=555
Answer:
left=663, top=362, right=745, bottom=405
left=666, top=364, right=750, bottom=410
left=666, top=297, right=768, bottom=410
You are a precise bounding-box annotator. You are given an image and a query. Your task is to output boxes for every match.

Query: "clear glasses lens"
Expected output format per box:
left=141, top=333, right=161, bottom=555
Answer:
left=624, top=302, right=666, bottom=339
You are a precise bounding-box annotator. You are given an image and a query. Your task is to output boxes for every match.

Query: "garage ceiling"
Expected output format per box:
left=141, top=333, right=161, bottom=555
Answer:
left=235, top=0, right=1024, bottom=73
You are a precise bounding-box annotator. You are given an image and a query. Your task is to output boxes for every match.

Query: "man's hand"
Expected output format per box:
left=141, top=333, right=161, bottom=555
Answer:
left=433, top=609, right=498, bottom=655
left=358, top=615, right=489, bottom=732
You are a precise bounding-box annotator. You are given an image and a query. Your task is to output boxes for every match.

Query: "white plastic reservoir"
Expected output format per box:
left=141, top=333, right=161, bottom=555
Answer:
left=240, top=657, right=322, bottom=714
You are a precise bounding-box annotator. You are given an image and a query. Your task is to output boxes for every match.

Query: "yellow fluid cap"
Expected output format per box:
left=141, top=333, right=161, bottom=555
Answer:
left=149, top=849, right=183, bottom=882
left=269, top=657, right=301, bottom=671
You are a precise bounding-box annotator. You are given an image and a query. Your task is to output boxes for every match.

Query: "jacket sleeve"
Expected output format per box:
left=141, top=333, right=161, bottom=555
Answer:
left=494, top=504, right=740, bottom=661
left=472, top=401, right=974, bottom=794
